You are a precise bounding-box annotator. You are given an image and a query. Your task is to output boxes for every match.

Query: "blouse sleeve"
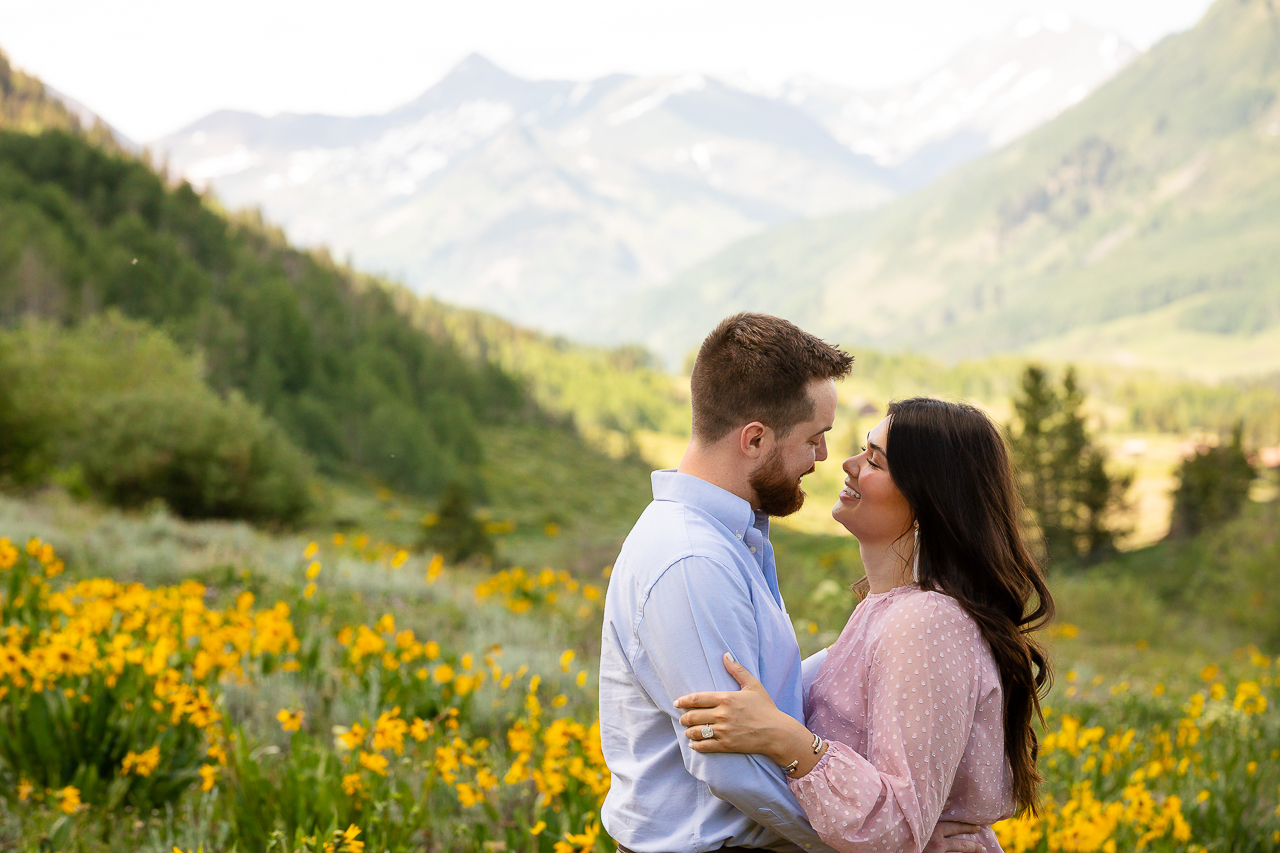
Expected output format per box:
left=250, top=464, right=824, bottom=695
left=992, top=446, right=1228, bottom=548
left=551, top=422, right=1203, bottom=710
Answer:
left=787, top=593, right=986, bottom=853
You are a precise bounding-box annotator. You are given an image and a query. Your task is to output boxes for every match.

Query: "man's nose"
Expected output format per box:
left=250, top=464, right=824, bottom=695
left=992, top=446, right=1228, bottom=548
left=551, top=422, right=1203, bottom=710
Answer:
left=816, top=435, right=829, bottom=462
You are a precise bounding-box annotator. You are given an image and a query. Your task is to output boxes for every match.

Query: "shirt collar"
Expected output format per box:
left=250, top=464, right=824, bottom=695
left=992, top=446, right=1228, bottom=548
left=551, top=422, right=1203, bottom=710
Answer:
left=651, top=469, right=759, bottom=541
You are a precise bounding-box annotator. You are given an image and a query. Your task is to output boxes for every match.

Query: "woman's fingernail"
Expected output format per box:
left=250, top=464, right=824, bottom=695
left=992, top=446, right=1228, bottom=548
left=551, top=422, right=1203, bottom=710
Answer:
left=725, top=651, right=737, bottom=663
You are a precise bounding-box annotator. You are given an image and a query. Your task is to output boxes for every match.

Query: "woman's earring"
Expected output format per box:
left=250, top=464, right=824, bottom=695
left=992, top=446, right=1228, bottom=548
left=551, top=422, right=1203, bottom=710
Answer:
left=912, top=522, right=920, bottom=584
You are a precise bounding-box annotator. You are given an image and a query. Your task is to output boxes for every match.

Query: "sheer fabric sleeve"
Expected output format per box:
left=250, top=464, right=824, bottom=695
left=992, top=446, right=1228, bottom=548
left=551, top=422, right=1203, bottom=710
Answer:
left=787, top=593, right=986, bottom=853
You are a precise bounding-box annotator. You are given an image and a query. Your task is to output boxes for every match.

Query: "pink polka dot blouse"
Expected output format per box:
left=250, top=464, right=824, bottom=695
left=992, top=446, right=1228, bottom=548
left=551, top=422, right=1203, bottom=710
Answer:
left=789, top=585, right=1015, bottom=853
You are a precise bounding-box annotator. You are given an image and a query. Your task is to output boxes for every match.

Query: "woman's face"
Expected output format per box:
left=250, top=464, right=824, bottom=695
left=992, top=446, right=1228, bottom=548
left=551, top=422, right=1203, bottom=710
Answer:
left=832, top=416, right=914, bottom=545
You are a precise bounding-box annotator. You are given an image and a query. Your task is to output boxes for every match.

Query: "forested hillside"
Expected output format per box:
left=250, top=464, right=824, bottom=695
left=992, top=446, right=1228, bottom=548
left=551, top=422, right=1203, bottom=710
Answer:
left=0, top=52, right=118, bottom=148
left=0, top=125, right=528, bottom=496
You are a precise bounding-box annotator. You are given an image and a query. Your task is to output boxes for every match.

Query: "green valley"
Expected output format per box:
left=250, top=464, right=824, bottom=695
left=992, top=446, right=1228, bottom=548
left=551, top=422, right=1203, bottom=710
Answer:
left=1, top=27, right=1280, bottom=853
left=619, top=0, right=1280, bottom=382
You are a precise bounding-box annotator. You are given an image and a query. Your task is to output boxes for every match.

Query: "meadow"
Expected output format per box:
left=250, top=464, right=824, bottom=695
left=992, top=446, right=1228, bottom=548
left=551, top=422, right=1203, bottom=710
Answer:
left=1, top=462, right=1277, bottom=853
left=3, top=41, right=1279, bottom=853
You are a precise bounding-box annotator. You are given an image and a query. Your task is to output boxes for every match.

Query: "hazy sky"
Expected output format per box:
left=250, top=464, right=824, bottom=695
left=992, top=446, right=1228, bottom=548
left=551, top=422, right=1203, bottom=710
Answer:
left=0, top=0, right=1216, bottom=142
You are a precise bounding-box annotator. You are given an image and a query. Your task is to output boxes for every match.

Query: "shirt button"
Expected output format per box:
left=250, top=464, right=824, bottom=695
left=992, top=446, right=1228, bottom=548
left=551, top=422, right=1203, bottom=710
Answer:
left=749, top=546, right=757, bottom=553
left=736, top=532, right=743, bottom=539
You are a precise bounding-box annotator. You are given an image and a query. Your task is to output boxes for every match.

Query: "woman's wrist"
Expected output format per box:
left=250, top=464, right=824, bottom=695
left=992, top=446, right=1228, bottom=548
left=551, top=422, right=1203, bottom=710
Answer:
left=767, top=714, right=820, bottom=768
left=786, top=735, right=828, bottom=779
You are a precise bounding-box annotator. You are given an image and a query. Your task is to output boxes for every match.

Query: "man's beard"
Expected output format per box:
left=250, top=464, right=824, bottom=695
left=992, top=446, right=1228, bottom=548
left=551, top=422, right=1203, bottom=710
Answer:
left=750, top=447, right=812, bottom=517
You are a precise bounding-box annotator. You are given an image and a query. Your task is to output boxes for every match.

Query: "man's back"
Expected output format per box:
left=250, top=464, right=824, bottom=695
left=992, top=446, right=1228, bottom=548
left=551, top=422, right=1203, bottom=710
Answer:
left=599, top=471, right=824, bottom=853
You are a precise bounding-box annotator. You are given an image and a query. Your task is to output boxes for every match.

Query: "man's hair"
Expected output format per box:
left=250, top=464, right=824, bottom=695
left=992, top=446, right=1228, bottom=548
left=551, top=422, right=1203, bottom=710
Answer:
left=690, top=313, right=853, bottom=443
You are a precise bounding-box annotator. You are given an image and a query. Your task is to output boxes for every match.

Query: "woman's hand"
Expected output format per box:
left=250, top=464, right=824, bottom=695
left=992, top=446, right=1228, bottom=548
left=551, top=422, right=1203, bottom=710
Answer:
left=674, top=653, right=812, bottom=767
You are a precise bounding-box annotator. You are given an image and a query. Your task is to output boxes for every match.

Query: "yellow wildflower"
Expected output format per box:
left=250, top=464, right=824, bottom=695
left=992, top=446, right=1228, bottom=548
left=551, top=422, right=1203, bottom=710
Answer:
left=337, top=723, right=367, bottom=750
left=277, top=708, right=305, bottom=732
left=359, top=750, right=388, bottom=776
left=456, top=782, right=483, bottom=807
left=372, top=708, right=408, bottom=755
left=57, top=785, right=81, bottom=814
left=122, top=745, right=161, bottom=777
left=342, top=772, right=363, bottom=797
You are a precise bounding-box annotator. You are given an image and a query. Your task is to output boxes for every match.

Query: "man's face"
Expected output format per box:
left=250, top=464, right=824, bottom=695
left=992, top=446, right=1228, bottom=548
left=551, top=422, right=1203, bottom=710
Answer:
left=749, top=378, right=837, bottom=517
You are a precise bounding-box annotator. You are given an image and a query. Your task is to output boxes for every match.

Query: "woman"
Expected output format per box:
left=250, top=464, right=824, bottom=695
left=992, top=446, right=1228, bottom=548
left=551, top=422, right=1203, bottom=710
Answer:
left=675, top=398, right=1053, bottom=853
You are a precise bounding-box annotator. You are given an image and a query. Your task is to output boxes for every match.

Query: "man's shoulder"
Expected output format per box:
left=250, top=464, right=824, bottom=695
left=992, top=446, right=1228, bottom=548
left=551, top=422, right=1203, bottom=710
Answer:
left=620, top=499, right=746, bottom=570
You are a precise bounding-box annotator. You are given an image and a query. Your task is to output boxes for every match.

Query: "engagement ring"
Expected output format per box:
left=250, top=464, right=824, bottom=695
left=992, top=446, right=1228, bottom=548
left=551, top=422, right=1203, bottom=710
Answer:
left=700, top=724, right=714, bottom=740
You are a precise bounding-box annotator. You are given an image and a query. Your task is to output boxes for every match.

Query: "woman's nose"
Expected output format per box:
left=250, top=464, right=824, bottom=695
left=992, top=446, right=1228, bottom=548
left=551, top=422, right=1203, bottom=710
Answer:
left=842, top=456, right=859, bottom=477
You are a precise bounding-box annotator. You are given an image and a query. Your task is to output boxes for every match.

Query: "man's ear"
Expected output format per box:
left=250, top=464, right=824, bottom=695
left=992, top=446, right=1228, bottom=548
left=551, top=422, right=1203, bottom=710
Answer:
left=739, top=422, right=769, bottom=460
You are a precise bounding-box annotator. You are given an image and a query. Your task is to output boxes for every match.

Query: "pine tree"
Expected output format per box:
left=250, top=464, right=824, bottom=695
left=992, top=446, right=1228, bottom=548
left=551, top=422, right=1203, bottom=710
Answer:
left=1169, top=423, right=1255, bottom=538
left=422, top=481, right=495, bottom=564
left=1008, top=365, right=1130, bottom=565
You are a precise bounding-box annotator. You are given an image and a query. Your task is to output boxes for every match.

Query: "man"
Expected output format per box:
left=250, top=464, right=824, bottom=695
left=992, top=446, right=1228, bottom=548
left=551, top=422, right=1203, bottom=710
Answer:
left=599, top=313, right=984, bottom=853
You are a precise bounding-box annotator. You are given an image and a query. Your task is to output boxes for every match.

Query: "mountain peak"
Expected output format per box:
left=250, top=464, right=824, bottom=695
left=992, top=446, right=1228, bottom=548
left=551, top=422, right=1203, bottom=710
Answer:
left=443, top=52, right=515, bottom=83
left=392, top=52, right=561, bottom=119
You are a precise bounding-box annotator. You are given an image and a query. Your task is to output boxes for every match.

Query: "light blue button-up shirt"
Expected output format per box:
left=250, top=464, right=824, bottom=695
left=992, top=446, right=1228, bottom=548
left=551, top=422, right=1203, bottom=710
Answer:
left=599, top=470, right=834, bottom=853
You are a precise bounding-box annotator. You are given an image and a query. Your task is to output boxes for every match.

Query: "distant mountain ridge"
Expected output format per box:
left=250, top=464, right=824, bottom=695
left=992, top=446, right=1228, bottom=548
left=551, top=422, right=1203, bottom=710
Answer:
left=613, top=0, right=1280, bottom=380
left=781, top=15, right=1138, bottom=186
left=153, top=26, right=1134, bottom=342
left=157, top=56, right=894, bottom=339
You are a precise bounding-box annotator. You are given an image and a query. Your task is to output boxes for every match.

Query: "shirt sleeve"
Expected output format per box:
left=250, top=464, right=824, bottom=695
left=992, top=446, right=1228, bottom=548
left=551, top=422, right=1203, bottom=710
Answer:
left=786, top=594, right=984, bottom=853
left=802, top=648, right=829, bottom=702
left=634, top=555, right=835, bottom=853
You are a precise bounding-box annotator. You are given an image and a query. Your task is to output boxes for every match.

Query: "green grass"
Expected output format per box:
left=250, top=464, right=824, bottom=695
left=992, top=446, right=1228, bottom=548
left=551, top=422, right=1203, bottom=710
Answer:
left=1, top=443, right=1275, bottom=850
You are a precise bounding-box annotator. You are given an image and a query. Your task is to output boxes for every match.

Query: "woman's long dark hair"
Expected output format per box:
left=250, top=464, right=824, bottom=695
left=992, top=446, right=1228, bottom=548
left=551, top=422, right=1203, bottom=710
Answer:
left=877, top=397, right=1054, bottom=814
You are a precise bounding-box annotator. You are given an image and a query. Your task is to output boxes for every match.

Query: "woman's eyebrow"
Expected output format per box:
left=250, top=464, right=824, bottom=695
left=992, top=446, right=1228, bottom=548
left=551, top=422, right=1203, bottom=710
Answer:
left=868, top=439, right=887, bottom=459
